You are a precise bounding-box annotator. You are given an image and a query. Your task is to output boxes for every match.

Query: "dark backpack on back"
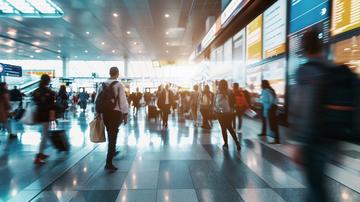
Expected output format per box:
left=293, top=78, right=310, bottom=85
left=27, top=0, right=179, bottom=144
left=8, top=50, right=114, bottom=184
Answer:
left=95, top=81, right=119, bottom=114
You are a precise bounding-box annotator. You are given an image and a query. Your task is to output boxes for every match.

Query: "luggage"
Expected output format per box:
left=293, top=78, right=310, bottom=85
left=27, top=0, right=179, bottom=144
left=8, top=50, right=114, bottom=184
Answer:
left=148, top=105, right=159, bottom=120
left=89, top=116, right=106, bottom=143
left=95, top=81, right=119, bottom=113
left=49, top=122, right=70, bottom=151
left=20, top=102, right=37, bottom=125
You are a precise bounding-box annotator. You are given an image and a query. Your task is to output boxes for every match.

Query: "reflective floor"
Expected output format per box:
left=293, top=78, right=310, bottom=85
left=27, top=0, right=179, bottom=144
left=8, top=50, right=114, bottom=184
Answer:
left=1, top=106, right=360, bottom=202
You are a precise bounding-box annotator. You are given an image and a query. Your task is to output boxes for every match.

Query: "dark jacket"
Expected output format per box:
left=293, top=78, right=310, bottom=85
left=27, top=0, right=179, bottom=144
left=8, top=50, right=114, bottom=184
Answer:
left=157, top=90, right=174, bottom=109
left=33, top=86, right=56, bottom=123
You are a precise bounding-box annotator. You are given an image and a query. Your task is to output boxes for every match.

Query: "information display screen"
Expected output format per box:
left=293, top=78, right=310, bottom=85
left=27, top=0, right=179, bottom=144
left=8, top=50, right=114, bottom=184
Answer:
left=246, top=15, right=263, bottom=65
left=332, top=0, right=360, bottom=36
left=263, top=0, right=287, bottom=58
left=233, top=29, right=246, bottom=87
left=289, top=0, right=330, bottom=34
left=246, top=65, right=262, bottom=94
left=332, top=35, right=360, bottom=76
left=0, top=63, right=22, bottom=77
left=262, top=58, right=286, bottom=104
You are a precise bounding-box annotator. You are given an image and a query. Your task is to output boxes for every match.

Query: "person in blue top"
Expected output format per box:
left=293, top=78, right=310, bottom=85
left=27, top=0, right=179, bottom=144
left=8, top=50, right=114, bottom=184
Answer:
left=259, top=80, right=279, bottom=144
left=79, top=88, right=88, bottom=113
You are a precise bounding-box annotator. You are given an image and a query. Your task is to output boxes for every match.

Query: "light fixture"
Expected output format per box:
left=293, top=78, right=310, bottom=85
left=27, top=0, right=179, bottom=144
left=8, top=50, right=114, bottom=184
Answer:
left=166, top=42, right=169, bottom=46
left=165, top=31, right=169, bottom=35
left=5, top=49, right=13, bottom=53
left=29, top=55, right=34, bottom=58
left=101, top=42, right=105, bottom=45
left=112, top=49, right=116, bottom=53
left=113, top=13, right=118, bottom=18
left=138, top=50, right=142, bottom=54
left=85, top=31, right=90, bottom=35
left=7, top=29, right=17, bottom=36
left=35, top=49, right=42, bottom=53
left=84, top=50, right=88, bottom=53
left=166, top=50, right=169, bottom=53
left=44, top=31, right=51, bottom=36
left=33, top=41, right=40, bottom=46
left=126, top=31, right=131, bottom=35
left=164, top=13, right=170, bottom=18
left=74, top=56, right=78, bottom=58
left=57, top=50, right=61, bottom=53
left=57, top=56, right=61, bottom=59
left=133, top=42, right=137, bottom=45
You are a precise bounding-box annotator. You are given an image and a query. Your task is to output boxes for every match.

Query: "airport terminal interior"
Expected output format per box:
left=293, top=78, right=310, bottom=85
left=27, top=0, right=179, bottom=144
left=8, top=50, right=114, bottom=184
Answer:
left=0, top=0, right=360, bottom=201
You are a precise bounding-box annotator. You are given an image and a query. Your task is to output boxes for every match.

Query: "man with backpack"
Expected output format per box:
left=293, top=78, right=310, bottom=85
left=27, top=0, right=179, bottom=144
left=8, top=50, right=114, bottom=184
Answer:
left=95, top=67, right=129, bottom=171
left=232, top=83, right=249, bottom=133
left=290, top=29, right=358, bottom=202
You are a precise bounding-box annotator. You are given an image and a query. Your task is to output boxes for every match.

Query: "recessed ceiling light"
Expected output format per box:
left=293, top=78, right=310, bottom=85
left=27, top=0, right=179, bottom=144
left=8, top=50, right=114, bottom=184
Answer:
left=126, top=31, right=131, bottom=35
left=101, top=42, right=105, bottom=45
left=166, top=42, right=169, bottom=46
left=113, top=13, right=118, bottom=18
left=74, top=56, right=78, bottom=58
left=133, top=42, right=137, bottom=45
left=35, top=49, right=42, bottom=53
left=164, top=13, right=170, bottom=18
left=165, top=31, right=169, bottom=35
left=29, top=55, right=34, bottom=58
left=7, top=29, right=17, bottom=36
left=57, top=56, right=61, bottom=59
left=166, top=50, right=169, bottom=53
left=44, top=31, right=51, bottom=36
left=84, top=50, right=88, bottom=53
left=5, top=49, right=13, bottom=53
left=86, top=31, right=90, bottom=35
left=112, top=49, right=116, bottom=53
left=33, top=41, right=40, bottom=46
left=57, top=50, right=61, bottom=53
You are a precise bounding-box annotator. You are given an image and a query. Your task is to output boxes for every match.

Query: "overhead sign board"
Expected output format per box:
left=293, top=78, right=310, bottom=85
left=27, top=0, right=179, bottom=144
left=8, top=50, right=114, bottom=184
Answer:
left=246, top=15, right=263, bottom=65
left=331, top=0, right=360, bottom=36
left=221, top=0, right=249, bottom=26
left=0, top=63, right=22, bottom=77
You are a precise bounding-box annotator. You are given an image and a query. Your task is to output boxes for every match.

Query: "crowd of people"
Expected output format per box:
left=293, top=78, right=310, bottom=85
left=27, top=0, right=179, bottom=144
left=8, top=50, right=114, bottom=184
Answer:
left=0, top=29, right=358, bottom=201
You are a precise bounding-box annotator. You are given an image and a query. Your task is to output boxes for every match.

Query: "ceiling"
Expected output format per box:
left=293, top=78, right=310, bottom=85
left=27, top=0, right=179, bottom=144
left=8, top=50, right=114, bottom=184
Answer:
left=0, top=0, right=221, bottom=61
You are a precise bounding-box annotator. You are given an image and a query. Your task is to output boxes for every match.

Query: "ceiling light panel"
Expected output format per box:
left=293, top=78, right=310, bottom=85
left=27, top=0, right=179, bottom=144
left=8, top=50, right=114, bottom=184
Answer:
left=0, top=0, right=64, bottom=18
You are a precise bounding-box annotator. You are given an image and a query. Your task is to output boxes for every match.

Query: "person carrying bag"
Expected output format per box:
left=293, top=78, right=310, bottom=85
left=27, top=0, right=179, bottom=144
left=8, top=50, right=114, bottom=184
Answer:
left=89, top=115, right=106, bottom=143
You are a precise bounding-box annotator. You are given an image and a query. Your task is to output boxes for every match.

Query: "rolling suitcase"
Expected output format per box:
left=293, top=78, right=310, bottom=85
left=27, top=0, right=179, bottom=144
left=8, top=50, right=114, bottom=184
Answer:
left=49, top=122, right=70, bottom=152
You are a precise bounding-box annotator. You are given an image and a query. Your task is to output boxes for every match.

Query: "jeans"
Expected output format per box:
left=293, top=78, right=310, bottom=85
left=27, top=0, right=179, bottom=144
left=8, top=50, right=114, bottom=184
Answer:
left=39, top=122, right=49, bottom=154
left=217, top=113, right=239, bottom=145
left=103, top=111, right=123, bottom=165
left=233, top=108, right=244, bottom=130
left=161, top=104, right=171, bottom=126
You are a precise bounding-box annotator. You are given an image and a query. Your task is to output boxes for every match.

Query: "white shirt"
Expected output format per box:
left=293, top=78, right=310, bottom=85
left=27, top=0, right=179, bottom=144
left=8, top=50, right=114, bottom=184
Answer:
left=95, top=79, right=129, bottom=114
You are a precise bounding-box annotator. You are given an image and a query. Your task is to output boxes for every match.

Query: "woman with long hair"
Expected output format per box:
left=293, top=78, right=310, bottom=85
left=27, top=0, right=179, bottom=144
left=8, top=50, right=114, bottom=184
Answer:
left=33, top=74, right=56, bottom=165
left=259, top=80, right=279, bottom=144
left=214, top=80, right=241, bottom=151
left=200, top=85, right=213, bottom=129
left=0, top=82, right=16, bottom=139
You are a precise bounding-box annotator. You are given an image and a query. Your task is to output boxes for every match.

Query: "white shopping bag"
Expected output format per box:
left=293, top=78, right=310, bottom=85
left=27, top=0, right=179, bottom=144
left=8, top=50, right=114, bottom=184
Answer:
left=20, top=103, right=37, bottom=125
left=89, top=116, right=106, bottom=143
left=245, top=109, right=257, bottom=118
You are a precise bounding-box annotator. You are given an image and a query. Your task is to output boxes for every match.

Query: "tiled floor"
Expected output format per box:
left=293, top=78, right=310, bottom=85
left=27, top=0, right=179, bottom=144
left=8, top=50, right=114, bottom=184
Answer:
left=0, top=106, right=359, bottom=202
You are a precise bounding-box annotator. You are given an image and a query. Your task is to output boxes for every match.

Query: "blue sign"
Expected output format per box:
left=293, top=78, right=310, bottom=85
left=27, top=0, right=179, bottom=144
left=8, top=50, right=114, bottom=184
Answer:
left=0, top=63, right=22, bottom=77
left=289, top=0, right=330, bottom=34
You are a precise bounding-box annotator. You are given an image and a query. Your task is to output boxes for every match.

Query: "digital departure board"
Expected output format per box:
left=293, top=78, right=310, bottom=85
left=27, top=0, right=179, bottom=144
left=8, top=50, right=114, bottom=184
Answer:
left=246, top=15, right=263, bottom=65
left=332, top=0, right=360, bottom=36
left=263, top=0, right=287, bottom=58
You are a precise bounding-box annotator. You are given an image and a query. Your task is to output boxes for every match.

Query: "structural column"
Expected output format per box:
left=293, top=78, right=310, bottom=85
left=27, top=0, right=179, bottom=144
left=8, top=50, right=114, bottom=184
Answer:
left=124, top=56, right=129, bottom=78
left=62, top=56, right=69, bottom=78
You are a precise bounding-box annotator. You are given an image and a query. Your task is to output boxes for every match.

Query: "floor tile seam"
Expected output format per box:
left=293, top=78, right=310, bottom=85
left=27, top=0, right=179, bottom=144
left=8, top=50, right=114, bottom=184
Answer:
left=9, top=145, right=99, bottom=202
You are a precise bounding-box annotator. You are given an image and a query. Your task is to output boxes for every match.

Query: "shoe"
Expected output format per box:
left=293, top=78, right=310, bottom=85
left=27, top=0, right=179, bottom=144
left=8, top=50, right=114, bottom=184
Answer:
left=8, top=134, right=17, bottom=139
left=34, top=158, right=46, bottom=165
left=236, top=142, right=241, bottom=151
left=38, top=153, right=50, bottom=160
left=222, top=144, right=229, bottom=150
left=104, top=164, right=118, bottom=171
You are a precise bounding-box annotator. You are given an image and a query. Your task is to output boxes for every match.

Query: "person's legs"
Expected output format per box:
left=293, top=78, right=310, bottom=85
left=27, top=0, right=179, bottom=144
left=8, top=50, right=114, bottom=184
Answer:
left=260, top=112, right=267, bottom=136
left=224, top=115, right=240, bottom=149
left=202, top=108, right=210, bottom=128
left=191, top=106, right=197, bottom=126
left=237, top=113, right=243, bottom=131
left=34, top=122, right=50, bottom=164
left=4, top=119, right=14, bottom=136
left=217, top=114, right=228, bottom=147
left=163, top=105, right=170, bottom=127
left=268, top=105, right=279, bottom=142
left=103, top=111, right=122, bottom=169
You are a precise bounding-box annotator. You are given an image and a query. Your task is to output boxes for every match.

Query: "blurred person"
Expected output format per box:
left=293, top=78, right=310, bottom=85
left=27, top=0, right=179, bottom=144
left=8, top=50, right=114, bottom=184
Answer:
left=0, top=82, right=16, bottom=139
left=214, top=80, right=241, bottom=151
left=190, top=85, right=201, bottom=127
left=144, top=90, right=152, bottom=106
left=259, top=80, right=279, bottom=144
left=290, top=29, right=358, bottom=202
left=91, top=91, right=96, bottom=104
left=157, top=84, right=174, bottom=128
left=200, top=85, right=213, bottom=129
left=232, top=83, right=249, bottom=133
left=33, top=74, right=56, bottom=165
left=132, top=88, right=142, bottom=117
left=79, top=88, right=88, bottom=112
left=56, top=85, right=69, bottom=119
left=95, top=67, right=129, bottom=171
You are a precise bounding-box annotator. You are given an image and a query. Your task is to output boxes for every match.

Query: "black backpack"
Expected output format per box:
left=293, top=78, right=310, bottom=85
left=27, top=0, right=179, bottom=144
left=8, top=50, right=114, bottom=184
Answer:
left=95, top=81, right=119, bottom=114
left=314, top=63, right=359, bottom=143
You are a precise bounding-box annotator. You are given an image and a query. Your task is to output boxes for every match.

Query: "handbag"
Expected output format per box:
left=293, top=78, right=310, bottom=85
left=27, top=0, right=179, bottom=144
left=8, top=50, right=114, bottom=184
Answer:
left=89, top=115, right=106, bottom=143
left=20, top=102, right=37, bottom=125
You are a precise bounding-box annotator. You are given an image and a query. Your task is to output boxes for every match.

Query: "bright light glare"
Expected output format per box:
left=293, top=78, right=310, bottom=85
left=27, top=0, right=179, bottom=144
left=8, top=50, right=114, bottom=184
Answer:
left=1, top=0, right=63, bottom=17
left=113, top=13, right=118, bottom=17
left=164, top=13, right=170, bottom=18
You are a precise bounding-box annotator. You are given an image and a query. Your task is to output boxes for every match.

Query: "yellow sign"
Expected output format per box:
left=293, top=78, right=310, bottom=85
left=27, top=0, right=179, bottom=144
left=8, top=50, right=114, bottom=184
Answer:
left=332, top=0, right=360, bottom=36
left=246, top=15, right=263, bottom=64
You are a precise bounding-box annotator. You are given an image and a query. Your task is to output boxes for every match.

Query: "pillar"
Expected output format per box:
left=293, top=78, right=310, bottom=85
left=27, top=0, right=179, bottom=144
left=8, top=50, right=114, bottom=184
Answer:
left=62, top=56, right=69, bottom=78
left=124, top=56, right=129, bottom=78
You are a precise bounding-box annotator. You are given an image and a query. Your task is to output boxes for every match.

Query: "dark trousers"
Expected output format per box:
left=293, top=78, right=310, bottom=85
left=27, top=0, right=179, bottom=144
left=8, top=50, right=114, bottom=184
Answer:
left=217, top=113, right=239, bottom=145
left=103, top=111, right=123, bottom=165
left=233, top=108, right=244, bottom=130
left=261, top=106, right=279, bottom=140
left=161, top=104, right=171, bottom=126
left=200, top=107, right=211, bottom=128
